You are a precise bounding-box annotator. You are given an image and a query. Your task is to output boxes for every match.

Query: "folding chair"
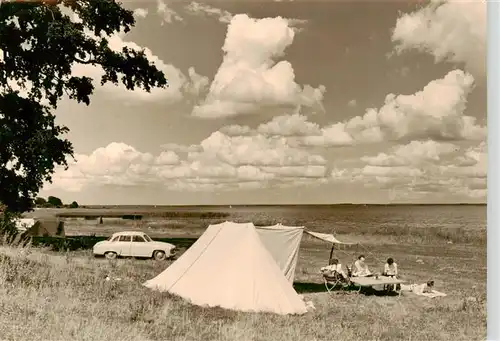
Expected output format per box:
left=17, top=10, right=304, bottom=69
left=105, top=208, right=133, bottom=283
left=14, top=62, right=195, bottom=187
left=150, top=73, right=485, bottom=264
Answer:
left=321, top=269, right=351, bottom=293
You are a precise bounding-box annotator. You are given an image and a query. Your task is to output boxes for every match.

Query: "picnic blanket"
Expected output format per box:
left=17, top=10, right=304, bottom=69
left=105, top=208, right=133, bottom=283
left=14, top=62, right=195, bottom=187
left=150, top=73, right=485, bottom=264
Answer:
left=419, top=290, right=447, bottom=298
left=401, top=284, right=447, bottom=298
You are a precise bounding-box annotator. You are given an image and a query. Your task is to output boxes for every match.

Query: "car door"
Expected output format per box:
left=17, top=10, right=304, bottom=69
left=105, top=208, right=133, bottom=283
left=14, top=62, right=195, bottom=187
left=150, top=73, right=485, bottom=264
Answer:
left=131, top=235, right=150, bottom=257
left=117, top=235, right=132, bottom=256
left=105, top=236, right=121, bottom=254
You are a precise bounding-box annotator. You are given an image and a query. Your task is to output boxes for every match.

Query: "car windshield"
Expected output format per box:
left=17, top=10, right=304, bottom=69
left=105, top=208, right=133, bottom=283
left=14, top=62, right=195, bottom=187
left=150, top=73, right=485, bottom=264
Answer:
left=143, top=234, right=152, bottom=242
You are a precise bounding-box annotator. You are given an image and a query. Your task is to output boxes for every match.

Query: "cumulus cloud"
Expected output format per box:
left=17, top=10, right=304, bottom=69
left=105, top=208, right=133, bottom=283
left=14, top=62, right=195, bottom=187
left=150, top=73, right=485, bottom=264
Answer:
left=217, top=70, right=485, bottom=147
left=330, top=140, right=487, bottom=201
left=133, top=8, right=148, bottom=19
left=197, top=107, right=486, bottom=200
left=184, top=2, right=307, bottom=29
left=392, top=0, right=486, bottom=78
left=219, top=124, right=253, bottom=136
left=195, top=131, right=325, bottom=167
left=302, top=69, right=484, bottom=146
left=159, top=143, right=201, bottom=154
left=54, top=7, right=207, bottom=103
left=71, top=32, right=209, bottom=103
left=43, top=143, right=159, bottom=192
left=440, top=141, right=486, bottom=179
left=45, top=131, right=327, bottom=192
left=44, top=128, right=486, bottom=200
left=185, top=1, right=233, bottom=23
left=192, top=14, right=325, bottom=119
left=183, top=67, right=211, bottom=98
left=360, top=140, right=459, bottom=167
left=256, top=113, right=321, bottom=137
left=157, top=0, right=183, bottom=24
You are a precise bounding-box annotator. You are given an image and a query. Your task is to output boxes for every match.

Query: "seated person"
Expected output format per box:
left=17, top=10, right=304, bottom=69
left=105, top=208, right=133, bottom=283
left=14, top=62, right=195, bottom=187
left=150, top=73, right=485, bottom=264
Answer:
left=383, top=257, right=398, bottom=277
left=352, top=255, right=373, bottom=277
left=383, top=257, right=399, bottom=291
left=321, top=258, right=347, bottom=280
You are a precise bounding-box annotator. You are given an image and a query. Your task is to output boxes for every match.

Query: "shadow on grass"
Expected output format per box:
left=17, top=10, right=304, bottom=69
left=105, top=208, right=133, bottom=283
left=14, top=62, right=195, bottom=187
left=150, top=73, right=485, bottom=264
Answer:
left=293, top=282, right=401, bottom=297
left=294, top=282, right=327, bottom=293
left=361, top=287, right=400, bottom=297
left=293, top=282, right=359, bottom=294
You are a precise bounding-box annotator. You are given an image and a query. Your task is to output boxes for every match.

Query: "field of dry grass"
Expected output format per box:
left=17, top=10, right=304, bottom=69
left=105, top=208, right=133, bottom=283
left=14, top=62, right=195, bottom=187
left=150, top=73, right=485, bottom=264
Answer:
left=0, top=216, right=486, bottom=341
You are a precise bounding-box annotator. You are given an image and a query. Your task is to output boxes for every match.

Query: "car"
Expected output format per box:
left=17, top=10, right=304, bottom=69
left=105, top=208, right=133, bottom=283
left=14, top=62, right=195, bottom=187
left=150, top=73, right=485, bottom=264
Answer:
left=93, top=231, right=176, bottom=260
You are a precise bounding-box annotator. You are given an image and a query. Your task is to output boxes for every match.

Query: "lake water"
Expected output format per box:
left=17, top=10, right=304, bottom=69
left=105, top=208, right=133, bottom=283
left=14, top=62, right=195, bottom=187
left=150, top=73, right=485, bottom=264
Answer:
left=81, top=204, right=486, bottom=234
left=219, top=205, right=486, bottom=233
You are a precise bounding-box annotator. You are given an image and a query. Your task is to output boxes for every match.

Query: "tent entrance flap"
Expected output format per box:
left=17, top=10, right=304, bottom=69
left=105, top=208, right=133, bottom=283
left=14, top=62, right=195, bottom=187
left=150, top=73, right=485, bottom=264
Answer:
left=255, top=224, right=304, bottom=284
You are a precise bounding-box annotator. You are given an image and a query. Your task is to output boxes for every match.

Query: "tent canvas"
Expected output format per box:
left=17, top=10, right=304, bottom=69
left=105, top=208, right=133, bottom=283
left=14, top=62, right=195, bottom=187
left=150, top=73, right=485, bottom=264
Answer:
left=23, top=219, right=65, bottom=237
left=304, top=231, right=355, bottom=245
left=304, top=230, right=357, bottom=265
left=255, top=226, right=354, bottom=283
left=255, top=224, right=304, bottom=283
left=144, top=221, right=308, bottom=315
left=14, top=218, right=36, bottom=233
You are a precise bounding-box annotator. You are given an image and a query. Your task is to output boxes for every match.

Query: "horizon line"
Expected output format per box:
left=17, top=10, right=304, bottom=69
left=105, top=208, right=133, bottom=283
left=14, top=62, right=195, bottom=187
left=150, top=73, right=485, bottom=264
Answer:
left=53, top=203, right=487, bottom=207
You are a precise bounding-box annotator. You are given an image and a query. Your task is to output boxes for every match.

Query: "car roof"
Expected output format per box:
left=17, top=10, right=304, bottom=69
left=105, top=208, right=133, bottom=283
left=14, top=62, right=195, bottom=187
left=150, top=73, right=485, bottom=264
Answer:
left=111, top=231, right=147, bottom=236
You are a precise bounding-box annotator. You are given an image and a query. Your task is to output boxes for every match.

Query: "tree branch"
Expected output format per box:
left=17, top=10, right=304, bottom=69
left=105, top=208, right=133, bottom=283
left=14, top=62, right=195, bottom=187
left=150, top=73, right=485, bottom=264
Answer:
left=74, top=56, right=97, bottom=64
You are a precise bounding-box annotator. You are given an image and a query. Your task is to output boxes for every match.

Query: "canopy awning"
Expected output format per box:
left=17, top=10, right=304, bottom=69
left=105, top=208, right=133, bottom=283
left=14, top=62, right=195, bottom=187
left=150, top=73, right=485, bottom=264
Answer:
left=304, top=231, right=356, bottom=245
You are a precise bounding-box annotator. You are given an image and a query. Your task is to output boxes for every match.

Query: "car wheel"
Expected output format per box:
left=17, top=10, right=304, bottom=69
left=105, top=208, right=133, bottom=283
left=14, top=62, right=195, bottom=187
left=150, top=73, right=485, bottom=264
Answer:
left=153, top=250, right=166, bottom=261
left=105, top=252, right=117, bottom=260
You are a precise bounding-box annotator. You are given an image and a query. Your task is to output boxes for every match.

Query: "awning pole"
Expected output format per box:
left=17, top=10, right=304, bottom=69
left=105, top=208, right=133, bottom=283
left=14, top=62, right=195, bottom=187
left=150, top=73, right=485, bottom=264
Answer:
left=329, top=243, right=335, bottom=261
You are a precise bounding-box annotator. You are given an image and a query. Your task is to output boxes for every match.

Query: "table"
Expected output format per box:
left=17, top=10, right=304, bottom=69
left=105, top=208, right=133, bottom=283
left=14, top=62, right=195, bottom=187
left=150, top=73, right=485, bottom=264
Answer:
left=350, top=276, right=406, bottom=295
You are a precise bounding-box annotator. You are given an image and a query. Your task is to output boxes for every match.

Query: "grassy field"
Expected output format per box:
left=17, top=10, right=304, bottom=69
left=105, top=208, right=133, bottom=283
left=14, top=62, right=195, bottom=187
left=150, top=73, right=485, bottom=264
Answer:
left=0, top=213, right=486, bottom=341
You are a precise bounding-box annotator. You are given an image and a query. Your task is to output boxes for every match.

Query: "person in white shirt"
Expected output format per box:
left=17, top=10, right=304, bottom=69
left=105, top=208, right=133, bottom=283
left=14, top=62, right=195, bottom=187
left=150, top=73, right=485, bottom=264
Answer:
left=383, top=258, right=398, bottom=277
left=383, top=257, right=399, bottom=291
left=352, top=255, right=372, bottom=277
left=321, top=258, right=347, bottom=280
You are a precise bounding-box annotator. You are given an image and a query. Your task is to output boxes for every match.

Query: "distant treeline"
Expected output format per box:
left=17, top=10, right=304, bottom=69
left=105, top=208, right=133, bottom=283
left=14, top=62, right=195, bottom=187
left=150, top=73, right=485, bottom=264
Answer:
left=35, top=196, right=79, bottom=209
left=29, top=236, right=198, bottom=252
left=56, top=211, right=230, bottom=219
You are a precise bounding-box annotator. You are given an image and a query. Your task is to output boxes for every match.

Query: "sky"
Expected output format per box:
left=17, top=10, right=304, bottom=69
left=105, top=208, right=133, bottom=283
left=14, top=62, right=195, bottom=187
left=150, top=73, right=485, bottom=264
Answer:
left=39, top=0, right=487, bottom=205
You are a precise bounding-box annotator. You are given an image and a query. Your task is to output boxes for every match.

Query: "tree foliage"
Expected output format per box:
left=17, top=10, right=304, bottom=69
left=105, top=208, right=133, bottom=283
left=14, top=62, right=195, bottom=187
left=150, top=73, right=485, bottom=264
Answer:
left=47, top=195, right=63, bottom=207
left=69, top=200, right=78, bottom=208
left=0, top=202, right=19, bottom=238
left=34, top=197, right=47, bottom=206
left=0, top=0, right=168, bottom=214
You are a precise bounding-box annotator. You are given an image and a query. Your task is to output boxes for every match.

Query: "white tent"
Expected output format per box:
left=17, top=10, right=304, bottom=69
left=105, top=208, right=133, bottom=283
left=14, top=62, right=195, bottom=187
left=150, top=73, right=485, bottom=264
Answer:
left=143, top=221, right=308, bottom=315
left=14, top=218, right=65, bottom=237
left=255, top=223, right=304, bottom=283
left=14, top=218, right=36, bottom=233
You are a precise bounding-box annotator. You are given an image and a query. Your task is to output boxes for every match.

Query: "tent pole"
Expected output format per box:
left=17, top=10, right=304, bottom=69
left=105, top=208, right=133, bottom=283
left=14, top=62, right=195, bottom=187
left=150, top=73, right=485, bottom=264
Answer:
left=329, top=243, right=335, bottom=261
